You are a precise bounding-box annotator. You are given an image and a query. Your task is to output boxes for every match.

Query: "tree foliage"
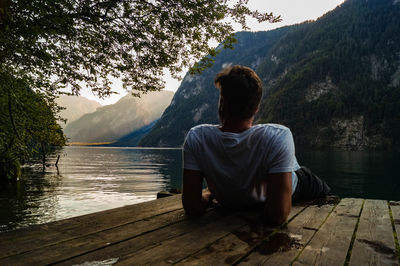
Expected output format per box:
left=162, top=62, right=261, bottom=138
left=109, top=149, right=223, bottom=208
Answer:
left=0, top=73, right=66, bottom=181
left=0, top=0, right=280, bottom=97
left=0, top=0, right=280, bottom=179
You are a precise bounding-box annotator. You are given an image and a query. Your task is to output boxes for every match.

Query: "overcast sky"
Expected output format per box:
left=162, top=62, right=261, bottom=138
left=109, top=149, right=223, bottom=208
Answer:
left=81, top=0, right=345, bottom=105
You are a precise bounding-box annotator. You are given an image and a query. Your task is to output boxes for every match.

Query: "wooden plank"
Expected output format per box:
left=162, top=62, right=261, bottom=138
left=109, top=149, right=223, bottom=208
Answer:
left=0, top=209, right=186, bottom=266
left=293, top=198, right=363, bottom=266
left=175, top=203, right=307, bottom=265
left=115, top=211, right=250, bottom=265
left=4, top=196, right=397, bottom=266
left=390, top=201, right=400, bottom=265
left=56, top=209, right=242, bottom=266
left=349, top=200, right=398, bottom=266
left=0, top=194, right=182, bottom=259
left=390, top=201, right=400, bottom=245
left=240, top=200, right=338, bottom=265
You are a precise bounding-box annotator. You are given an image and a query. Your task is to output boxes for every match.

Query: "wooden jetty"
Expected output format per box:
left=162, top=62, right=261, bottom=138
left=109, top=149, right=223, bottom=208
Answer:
left=0, top=195, right=399, bottom=265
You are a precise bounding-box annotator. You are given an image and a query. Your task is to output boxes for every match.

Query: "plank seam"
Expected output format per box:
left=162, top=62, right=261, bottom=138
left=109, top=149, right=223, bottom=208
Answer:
left=230, top=202, right=312, bottom=265
left=170, top=220, right=249, bottom=265
left=170, top=209, right=284, bottom=265
left=343, top=199, right=365, bottom=266
left=0, top=207, right=183, bottom=260
left=51, top=208, right=225, bottom=265
left=289, top=198, right=341, bottom=265
left=388, top=202, right=400, bottom=265
left=171, top=205, right=308, bottom=266
left=0, top=195, right=182, bottom=239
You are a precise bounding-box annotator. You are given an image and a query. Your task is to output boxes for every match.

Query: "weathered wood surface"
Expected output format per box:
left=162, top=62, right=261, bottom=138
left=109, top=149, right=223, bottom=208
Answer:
left=349, top=200, right=398, bottom=266
left=242, top=199, right=339, bottom=265
left=293, top=198, right=363, bottom=266
left=176, top=204, right=307, bottom=265
left=0, top=194, right=182, bottom=259
left=0, top=195, right=399, bottom=266
left=390, top=201, right=400, bottom=261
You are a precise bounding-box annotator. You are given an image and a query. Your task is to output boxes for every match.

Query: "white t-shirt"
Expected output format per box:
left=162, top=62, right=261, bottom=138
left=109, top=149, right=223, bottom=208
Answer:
left=183, top=123, right=300, bottom=207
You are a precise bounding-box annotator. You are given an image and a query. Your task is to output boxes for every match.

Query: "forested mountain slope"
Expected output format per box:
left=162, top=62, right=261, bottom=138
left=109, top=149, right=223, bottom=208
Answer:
left=140, top=0, right=400, bottom=150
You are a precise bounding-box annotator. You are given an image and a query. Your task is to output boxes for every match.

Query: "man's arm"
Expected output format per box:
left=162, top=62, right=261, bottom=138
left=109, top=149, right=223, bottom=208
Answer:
left=182, top=169, right=213, bottom=216
left=264, top=172, right=292, bottom=226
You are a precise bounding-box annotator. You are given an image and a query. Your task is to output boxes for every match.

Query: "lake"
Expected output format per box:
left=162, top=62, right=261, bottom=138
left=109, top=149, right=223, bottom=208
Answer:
left=1, top=146, right=399, bottom=232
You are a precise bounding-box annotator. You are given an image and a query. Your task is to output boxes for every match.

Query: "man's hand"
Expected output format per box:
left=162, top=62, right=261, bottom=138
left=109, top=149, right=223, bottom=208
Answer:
left=263, top=172, right=292, bottom=226
left=182, top=169, right=213, bottom=216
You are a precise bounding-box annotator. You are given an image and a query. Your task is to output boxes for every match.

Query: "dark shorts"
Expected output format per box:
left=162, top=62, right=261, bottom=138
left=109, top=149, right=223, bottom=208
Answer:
left=292, top=166, right=331, bottom=203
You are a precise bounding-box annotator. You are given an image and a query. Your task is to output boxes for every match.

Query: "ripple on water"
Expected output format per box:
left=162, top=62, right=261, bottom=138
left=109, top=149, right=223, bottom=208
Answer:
left=0, top=147, right=182, bottom=232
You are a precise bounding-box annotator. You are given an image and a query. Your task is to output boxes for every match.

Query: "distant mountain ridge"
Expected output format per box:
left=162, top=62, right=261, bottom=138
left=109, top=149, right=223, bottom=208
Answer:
left=139, top=0, right=400, bottom=150
left=64, top=91, right=174, bottom=143
left=107, top=120, right=158, bottom=147
left=56, top=95, right=101, bottom=127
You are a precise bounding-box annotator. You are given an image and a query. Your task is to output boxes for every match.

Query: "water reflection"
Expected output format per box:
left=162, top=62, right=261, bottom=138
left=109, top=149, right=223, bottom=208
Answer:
left=1, top=147, right=399, bottom=232
left=0, top=170, right=61, bottom=231
left=0, top=146, right=182, bottom=231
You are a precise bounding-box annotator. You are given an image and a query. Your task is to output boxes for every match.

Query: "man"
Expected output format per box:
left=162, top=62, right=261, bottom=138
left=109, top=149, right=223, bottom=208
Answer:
left=182, top=65, right=331, bottom=225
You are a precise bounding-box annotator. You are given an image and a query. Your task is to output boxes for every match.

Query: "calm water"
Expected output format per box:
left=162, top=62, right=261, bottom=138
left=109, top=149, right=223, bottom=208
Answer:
left=0, top=146, right=399, bottom=232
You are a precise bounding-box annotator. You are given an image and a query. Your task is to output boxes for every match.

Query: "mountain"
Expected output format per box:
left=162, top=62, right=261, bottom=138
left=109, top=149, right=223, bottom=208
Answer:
left=139, top=0, right=400, bottom=150
left=139, top=28, right=291, bottom=147
left=107, top=120, right=158, bottom=147
left=64, top=91, right=174, bottom=143
left=56, top=95, right=101, bottom=127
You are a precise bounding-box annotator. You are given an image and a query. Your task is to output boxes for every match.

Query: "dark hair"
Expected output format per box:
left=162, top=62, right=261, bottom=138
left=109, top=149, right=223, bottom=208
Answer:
left=214, top=65, right=262, bottom=120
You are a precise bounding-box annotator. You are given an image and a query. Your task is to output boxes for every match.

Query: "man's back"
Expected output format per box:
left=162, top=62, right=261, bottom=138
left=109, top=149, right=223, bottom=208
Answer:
left=182, top=65, right=330, bottom=225
left=183, top=123, right=300, bottom=207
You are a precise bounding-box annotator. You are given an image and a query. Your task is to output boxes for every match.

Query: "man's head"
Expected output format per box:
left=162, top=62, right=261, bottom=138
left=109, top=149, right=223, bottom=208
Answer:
left=214, top=65, right=262, bottom=121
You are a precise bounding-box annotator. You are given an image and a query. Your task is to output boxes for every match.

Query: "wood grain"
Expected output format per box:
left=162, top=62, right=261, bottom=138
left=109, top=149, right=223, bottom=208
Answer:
left=110, top=211, right=247, bottom=265
left=390, top=201, right=400, bottom=246
left=0, top=194, right=182, bottom=259
left=176, top=204, right=307, bottom=265
left=349, top=200, right=398, bottom=266
left=293, top=198, right=363, bottom=266
left=241, top=201, right=337, bottom=265
left=56, top=209, right=238, bottom=265
left=0, top=209, right=187, bottom=265
left=1, top=197, right=397, bottom=265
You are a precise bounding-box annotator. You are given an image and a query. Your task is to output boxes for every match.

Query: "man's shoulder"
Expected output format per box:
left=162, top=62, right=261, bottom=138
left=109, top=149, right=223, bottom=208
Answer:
left=252, top=123, right=291, bottom=136
left=189, top=124, right=218, bottom=135
left=255, top=123, right=289, bottom=130
left=250, top=124, right=293, bottom=148
left=185, top=124, right=218, bottom=143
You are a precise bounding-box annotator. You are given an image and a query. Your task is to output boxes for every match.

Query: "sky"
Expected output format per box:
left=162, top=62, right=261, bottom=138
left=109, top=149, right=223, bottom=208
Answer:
left=80, top=0, right=345, bottom=105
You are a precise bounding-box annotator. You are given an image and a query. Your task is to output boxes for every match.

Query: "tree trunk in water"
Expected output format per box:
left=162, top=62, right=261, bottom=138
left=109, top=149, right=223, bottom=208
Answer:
left=55, top=155, right=60, bottom=167
left=41, top=143, right=46, bottom=171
